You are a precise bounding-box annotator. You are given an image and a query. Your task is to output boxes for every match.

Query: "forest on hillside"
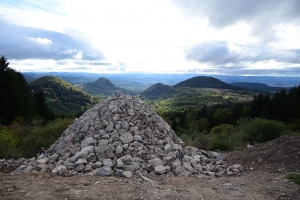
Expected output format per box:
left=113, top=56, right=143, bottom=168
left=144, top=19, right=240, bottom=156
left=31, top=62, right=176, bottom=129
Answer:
left=160, top=86, right=300, bottom=150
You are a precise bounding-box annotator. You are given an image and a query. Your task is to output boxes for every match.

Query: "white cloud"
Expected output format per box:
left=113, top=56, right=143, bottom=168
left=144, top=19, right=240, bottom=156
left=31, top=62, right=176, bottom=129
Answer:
left=27, top=37, right=53, bottom=46
left=0, top=0, right=300, bottom=76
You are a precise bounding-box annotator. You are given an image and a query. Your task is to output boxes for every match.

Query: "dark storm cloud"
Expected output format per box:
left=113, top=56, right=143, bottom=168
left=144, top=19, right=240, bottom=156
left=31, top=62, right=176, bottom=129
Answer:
left=0, top=18, right=104, bottom=61
left=173, top=0, right=300, bottom=28
left=177, top=66, right=300, bottom=76
left=173, top=0, right=300, bottom=43
left=186, top=41, right=237, bottom=64
left=186, top=41, right=300, bottom=65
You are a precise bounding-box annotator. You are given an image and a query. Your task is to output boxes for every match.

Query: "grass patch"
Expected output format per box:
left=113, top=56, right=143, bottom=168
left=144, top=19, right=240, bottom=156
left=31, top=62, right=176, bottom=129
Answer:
left=286, top=174, right=300, bottom=184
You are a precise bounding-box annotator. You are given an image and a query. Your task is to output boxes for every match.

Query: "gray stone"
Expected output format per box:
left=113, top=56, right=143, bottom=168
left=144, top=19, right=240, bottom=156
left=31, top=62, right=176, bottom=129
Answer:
left=103, top=159, right=113, bottom=167
left=84, top=164, right=93, bottom=172
left=46, top=154, right=59, bottom=164
left=81, top=137, right=96, bottom=149
left=117, top=158, right=124, bottom=168
left=120, top=132, right=133, bottom=144
left=146, top=164, right=154, bottom=172
left=173, top=144, right=182, bottom=151
left=217, top=153, right=226, bottom=161
left=59, top=168, right=71, bottom=177
left=133, top=135, right=142, bottom=141
left=183, top=162, right=194, bottom=172
left=118, top=129, right=127, bottom=135
left=52, top=165, right=66, bottom=175
left=174, top=165, right=185, bottom=176
left=95, top=144, right=114, bottom=160
left=92, top=161, right=103, bottom=169
left=36, top=158, right=48, bottom=165
left=115, top=146, right=123, bottom=154
left=35, top=164, right=48, bottom=172
left=148, top=158, right=164, bottom=167
left=87, top=153, right=97, bottom=163
left=105, top=124, right=114, bottom=133
left=122, top=170, right=133, bottom=178
left=115, top=169, right=123, bottom=177
left=154, top=165, right=167, bottom=174
left=172, top=161, right=181, bottom=170
left=75, top=158, right=87, bottom=165
left=192, top=163, right=203, bottom=173
left=75, top=164, right=85, bottom=172
left=94, top=166, right=112, bottom=176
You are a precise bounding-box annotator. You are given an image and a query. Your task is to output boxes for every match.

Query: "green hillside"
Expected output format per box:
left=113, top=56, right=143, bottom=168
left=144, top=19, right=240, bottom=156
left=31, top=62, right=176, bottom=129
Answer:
left=29, top=76, right=97, bottom=115
left=139, top=76, right=255, bottom=112
left=79, top=77, right=138, bottom=97
left=141, top=82, right=175, bottom=98
left=174, top=76, right=238, bottom=89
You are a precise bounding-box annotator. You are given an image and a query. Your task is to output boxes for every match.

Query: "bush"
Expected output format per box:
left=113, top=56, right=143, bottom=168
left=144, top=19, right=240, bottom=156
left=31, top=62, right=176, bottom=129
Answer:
left=192, top=132, right=212, bottom=150
left=211, top=140, right=231, bottom=151
left=0, top=128, right=19, bottom=158
left=20, top=118, right=73, bottom=157
left=237, top=118, right=285, bottom=143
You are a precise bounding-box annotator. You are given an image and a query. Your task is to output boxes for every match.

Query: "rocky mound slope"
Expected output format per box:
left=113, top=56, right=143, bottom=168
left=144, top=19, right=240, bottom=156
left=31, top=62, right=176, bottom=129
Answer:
left=10, top=94, right=243, bottom=178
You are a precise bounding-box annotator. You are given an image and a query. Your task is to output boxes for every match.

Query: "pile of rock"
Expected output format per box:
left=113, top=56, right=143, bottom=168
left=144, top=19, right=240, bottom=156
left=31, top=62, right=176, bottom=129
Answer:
left=12, top=94, right=243, bottom=178
left=0, top=158, right=30, bottom=171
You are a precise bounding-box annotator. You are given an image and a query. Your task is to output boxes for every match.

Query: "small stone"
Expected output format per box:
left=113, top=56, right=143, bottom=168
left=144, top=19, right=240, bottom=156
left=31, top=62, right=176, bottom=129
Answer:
left=122, top=171, right=133, bottom=178
left=115, top=146, right=124, bottom=154
left=154, top=165, right=167, bottom=174
left=120, top=132, right=133, bottom=144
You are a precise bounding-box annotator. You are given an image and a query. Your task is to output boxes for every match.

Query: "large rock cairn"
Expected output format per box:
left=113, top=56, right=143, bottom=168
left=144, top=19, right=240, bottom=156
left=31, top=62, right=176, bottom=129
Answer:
left=12, top=94, right=243, bottom=178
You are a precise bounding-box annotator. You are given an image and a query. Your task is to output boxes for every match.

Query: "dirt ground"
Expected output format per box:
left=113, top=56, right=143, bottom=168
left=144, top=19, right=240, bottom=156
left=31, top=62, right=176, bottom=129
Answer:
left=1, top=135, right=300, bottom=200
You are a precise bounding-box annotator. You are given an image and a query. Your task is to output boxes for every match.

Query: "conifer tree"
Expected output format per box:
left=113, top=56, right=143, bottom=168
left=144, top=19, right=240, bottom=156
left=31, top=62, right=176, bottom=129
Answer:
left=0, top=55, right=36, bottom=124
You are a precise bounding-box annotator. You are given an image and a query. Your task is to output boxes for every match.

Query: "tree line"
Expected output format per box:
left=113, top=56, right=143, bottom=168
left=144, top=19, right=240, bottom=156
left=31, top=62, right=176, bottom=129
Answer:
left=162, top=85, right=300, bottom=135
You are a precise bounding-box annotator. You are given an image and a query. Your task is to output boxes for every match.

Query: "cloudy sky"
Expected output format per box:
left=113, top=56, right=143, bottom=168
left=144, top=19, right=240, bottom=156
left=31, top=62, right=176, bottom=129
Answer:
left=1, top=0, right=300, bottom=76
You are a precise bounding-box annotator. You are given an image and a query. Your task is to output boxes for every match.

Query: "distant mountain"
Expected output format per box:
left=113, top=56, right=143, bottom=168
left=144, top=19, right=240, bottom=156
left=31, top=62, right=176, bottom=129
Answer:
left=29, top=76, right=97, bottom=115
left=230, top=82, right=287, bottom=92
left=141, top=82, right=175, bottom=97
left=174, top=76, right=238, bottom=89
left=79, top=77, right=137, bottom=97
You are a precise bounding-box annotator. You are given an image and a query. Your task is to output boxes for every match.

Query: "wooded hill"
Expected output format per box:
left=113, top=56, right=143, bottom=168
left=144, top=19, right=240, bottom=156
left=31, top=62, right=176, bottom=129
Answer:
left=77, top=77, right=138, bottom=97
left=141, top=82, right=175, bottom=97
left=29, top=76, right=98, bottom=116
left=174, top=76, right=238, bottom=89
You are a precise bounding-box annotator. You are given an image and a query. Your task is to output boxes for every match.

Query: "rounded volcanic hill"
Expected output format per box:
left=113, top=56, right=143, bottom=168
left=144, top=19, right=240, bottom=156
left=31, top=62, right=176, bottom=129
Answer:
left=81, top=77, right=137, bottom=96
left=87, top=77, right=119, bottom=90
left=174, top=76, right=237, bottom=89
left=141, top=82, right=175, bottom=97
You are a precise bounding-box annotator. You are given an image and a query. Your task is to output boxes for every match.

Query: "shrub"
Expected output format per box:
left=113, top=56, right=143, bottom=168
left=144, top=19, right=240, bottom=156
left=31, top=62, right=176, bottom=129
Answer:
left=211, top=140, right=231, bottom=151
left=237, top=118, right=285, bottom=143
left=0, top=128, right=19, bottom=158
left=193, top=132, right=212, bottom=150
left=209, top=124, right=237, bottom=139
left=20, top=118, right=73, bottom=157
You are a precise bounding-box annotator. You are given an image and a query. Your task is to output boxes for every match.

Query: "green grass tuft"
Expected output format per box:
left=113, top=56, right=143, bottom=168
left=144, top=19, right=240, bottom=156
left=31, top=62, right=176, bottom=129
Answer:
left=286, top=174, right=300, bottom=184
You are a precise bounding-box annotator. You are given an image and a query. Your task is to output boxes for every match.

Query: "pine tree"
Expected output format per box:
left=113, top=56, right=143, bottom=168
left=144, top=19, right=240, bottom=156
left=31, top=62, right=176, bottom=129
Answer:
left=33, top=89, right=54, bottom=120
left=0, top=55, right=36, bottom=124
